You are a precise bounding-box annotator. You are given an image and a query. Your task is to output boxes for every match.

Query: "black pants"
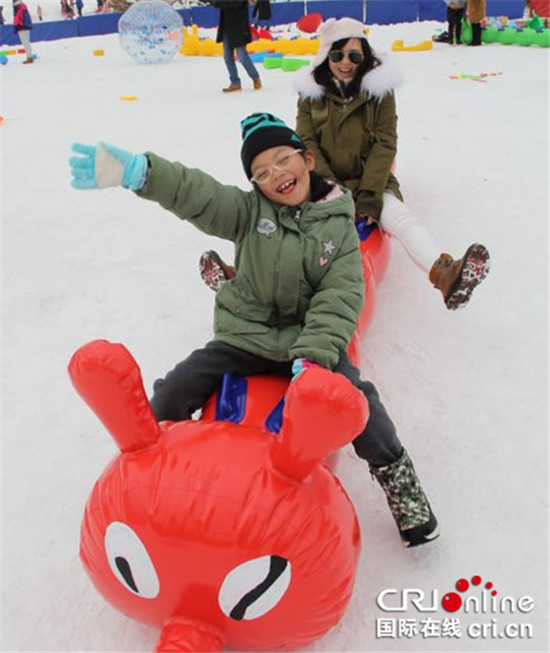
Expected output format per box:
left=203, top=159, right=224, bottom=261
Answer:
left=471, top=22, right=482, bottom=45
left=447, top=7, right=465, bottom=43
left=151, top=341, right=403, bottom=467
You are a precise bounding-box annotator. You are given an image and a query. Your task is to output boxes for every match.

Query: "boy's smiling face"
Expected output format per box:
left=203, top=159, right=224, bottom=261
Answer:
left=251, top=146, right=315, bottom=206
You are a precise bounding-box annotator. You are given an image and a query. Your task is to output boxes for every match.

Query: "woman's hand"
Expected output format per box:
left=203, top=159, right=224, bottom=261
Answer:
left=355, top=190, right=383, bottom=223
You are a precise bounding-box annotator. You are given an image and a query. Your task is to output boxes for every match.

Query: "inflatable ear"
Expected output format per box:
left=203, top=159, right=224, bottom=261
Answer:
left=68, top=339, right=160, bottom=453
left=270, top=368, right=368, bottom=481
left=153, top=618, right=223, bottom=653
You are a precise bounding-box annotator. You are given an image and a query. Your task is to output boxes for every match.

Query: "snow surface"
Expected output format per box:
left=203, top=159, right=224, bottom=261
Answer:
left=1, top=16, right=549, bottom=653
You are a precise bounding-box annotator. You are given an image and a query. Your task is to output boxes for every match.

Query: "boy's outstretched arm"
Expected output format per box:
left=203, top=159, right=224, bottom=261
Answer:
left=69, top=143, right=252, bottom=243
left=69, top=142, right=148, bottom=191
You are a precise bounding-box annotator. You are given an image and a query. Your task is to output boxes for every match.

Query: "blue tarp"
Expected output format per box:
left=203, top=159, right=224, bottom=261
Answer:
left=367, top=0, right=419, bottom=25
left=0, top=1, right=526, bottom=47
left=307, top=1, right=364, bottom=20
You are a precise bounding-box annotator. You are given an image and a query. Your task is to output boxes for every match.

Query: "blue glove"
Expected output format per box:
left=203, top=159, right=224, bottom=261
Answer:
left=69, top=142, right=148, bottom=191
left=291, top=358, right=321, bottom=382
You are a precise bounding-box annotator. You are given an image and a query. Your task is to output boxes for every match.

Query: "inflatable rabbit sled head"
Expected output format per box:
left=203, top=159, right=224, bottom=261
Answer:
left=68, top=339, right=368, bottom=652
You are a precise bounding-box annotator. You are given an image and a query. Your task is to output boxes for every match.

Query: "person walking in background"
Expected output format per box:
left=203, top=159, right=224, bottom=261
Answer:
left=75, top=0, right=83, bottom=17
left=444, top=0, right=467, bottom=44
left=0, top=6, right=5, bottom=24
left=251, top=0, right=271, bottom=30
left=467, top=0, right=486, bottom=45
left=208, top=0, right=262, bottom=93
left=61, top=0, right=74, bottom=18
left=12, top=0, right=33, bottom=63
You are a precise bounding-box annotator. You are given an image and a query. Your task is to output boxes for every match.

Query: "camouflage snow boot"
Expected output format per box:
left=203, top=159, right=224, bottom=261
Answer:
left=429, top=243, right=490, bottom=310
left=199, top=250, right=236, bottom=292
left=370, top=449, right=440, bottom=548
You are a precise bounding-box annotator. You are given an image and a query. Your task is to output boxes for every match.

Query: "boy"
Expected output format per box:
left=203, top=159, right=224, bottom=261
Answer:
left=69, top=112, right=439, bottom=547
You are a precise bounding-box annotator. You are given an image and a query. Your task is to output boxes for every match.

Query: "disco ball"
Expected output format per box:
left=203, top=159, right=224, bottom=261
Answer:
left=118, top=0, right=183, bottom=64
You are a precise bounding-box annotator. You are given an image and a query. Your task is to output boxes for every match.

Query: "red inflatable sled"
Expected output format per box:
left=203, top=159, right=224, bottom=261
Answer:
left=68, top=222, right=390, bottom=652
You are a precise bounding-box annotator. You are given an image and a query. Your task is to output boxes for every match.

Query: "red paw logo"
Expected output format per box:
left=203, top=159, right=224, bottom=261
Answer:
left=442, top=575, right=497, bottom=612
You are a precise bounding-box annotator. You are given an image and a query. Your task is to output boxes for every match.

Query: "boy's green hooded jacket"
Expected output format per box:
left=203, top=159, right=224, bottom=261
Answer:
left=137, top=153, right=365, bottom=370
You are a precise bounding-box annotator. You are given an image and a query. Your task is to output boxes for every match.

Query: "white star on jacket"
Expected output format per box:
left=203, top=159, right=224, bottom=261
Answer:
left=323, top=239, right=336, bottom=255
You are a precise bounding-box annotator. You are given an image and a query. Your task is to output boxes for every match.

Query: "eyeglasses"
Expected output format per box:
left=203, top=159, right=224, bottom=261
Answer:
left=250, top=149, right=304, bottom=185
left=328, top=50, right=364, bottom=65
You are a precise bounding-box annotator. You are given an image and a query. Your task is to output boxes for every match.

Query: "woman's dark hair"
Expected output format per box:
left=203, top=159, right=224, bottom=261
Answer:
left=309, top=170, right=335, bottom=202
left=313, top=37, right=382, bottom=98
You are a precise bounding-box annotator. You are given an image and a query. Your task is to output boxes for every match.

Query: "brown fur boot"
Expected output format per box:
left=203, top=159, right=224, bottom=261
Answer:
left=199, top=251, right=236, bottom=292
left=429, top=243, right=490, bottom=310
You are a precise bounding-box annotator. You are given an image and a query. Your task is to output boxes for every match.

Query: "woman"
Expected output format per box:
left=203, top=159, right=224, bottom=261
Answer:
left=201, top=19, right=490, bottom=308
left=294, top=17, right=490, bottom=310
left=467, top=0, right=486, bottom=45
left=209, top=0, right=262, bottom=93
left=12, top=0, right=33, bottom=63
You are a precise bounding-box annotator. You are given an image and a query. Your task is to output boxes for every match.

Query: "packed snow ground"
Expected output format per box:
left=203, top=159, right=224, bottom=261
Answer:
left=1, top=17, right=549, bottom=653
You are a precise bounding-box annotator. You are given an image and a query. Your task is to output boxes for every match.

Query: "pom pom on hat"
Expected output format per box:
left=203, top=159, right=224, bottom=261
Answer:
left=312, top=17, right=368, bottom=68
left=240, top=112, right=305, bottom=180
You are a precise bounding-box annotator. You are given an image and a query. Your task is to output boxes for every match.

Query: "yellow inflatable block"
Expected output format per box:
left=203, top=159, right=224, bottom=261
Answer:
left=247, top=38, right=275, bottom=53
left=391, top=39, right=433, bottom=51
left=197, top=38, right=223, bottom=56
left=180, top=25, right=200, bottom=55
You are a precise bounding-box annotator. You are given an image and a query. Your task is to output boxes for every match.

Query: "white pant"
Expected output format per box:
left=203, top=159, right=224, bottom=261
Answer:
left=19, top=30, right=33, bottom=59
left=379, top=192, right=440, bottom=274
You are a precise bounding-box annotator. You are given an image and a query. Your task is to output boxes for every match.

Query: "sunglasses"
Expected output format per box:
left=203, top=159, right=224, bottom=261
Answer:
left=328, top=50, right=364, bottom=65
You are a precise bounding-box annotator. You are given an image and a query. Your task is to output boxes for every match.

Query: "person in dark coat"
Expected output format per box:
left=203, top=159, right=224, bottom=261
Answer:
left=444, top=0, right=467, bottom=44
left=252, top=0, right=271, bottom=30
left=208, top=0, right=261, bottom=93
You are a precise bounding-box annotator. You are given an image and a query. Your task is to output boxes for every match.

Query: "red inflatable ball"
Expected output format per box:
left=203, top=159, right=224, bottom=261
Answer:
left=297, top=12, right=323, bottom=34
left=69, top=225, right=390, bottom=652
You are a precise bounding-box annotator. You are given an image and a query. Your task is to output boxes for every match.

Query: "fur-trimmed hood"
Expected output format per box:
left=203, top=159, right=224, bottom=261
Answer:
left=294, top=54, right=404, bottom=102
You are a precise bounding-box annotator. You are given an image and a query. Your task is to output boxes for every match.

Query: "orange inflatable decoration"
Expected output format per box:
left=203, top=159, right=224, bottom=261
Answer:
left=68, top=224, right=390, bottom=652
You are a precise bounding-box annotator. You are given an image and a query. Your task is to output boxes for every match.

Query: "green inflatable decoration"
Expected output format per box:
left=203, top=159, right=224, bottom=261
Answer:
left=461, top=19, right=472, bottom=44
left=481, top=25, right=499, bottom=43
left=499, top=27, right=517, bottom=44
left=281, top=58, right=310, bottom=72
left=264, top=57, right=310, bottom=71
left=528, top=12, right=544, bottom=30
left=464, top=14, right=550, bottom=48
left=263, top=57, right=283, bottom=69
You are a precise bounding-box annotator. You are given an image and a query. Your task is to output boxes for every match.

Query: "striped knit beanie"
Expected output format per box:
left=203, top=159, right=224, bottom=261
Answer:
left=240, top=112, right=305, bottom=180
